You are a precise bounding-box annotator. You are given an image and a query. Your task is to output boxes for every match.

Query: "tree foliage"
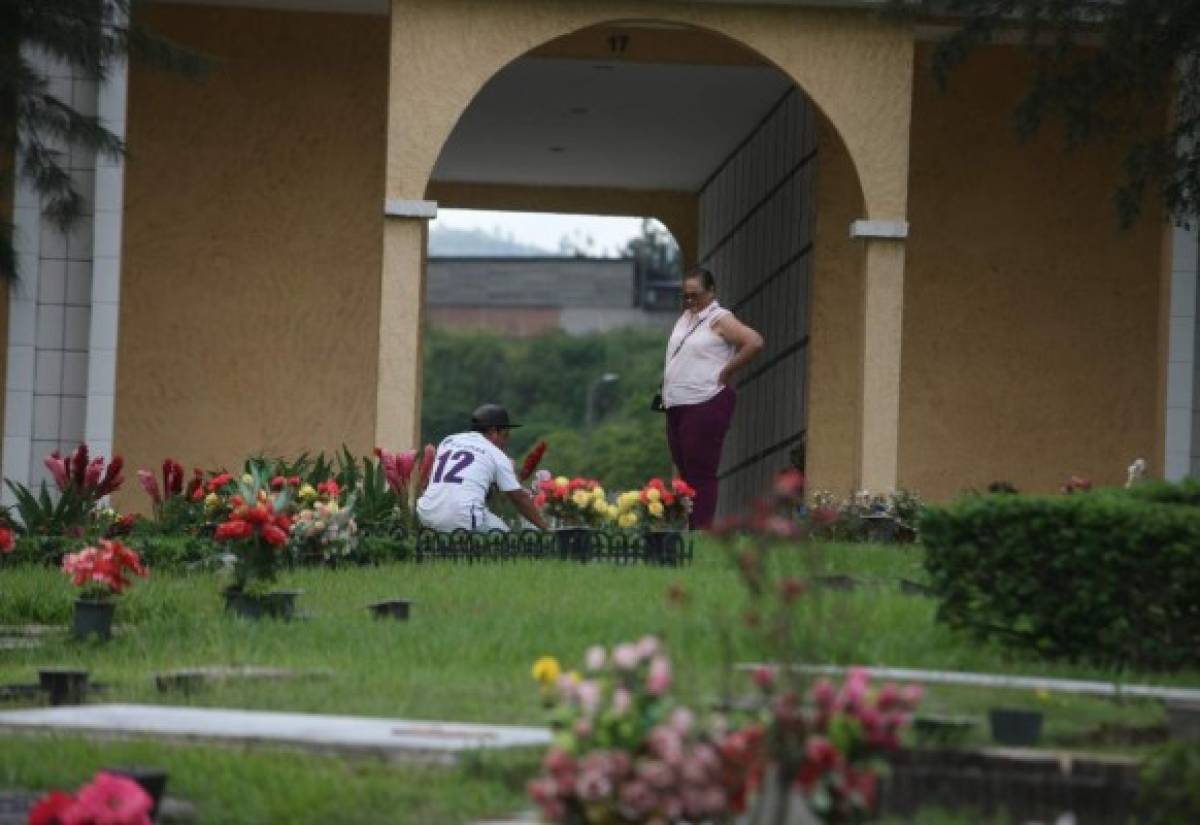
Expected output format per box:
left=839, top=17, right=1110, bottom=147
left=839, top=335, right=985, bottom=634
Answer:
left=902, top=0, right=1200, bottom=225
left=0, top=0, right=206, bottom=280
left=420, top=325, right=673, bottom=490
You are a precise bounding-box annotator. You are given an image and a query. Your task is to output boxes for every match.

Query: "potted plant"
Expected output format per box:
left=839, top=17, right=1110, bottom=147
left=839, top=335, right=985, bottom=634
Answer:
left=61, top=539, right=147, bottom=640
left=212, top=468, right=300, bottom=619
left=534, top=476, right=614, bottom=560
left=618, top=477, right=695, bottom=562
left=290, top=492, right=359, bottom=567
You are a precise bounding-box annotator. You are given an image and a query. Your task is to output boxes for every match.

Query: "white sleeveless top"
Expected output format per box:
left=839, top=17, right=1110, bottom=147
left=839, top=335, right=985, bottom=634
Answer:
left=662, top=301, right=735, bottom=408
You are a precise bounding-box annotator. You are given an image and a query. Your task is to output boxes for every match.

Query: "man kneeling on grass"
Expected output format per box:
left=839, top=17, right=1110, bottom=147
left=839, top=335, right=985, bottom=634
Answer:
left=416, top=404, right=549, bottom=533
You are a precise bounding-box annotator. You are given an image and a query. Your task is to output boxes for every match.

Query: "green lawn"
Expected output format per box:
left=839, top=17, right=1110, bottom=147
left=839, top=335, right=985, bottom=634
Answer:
left=0, top=541, right=1191, bottom=822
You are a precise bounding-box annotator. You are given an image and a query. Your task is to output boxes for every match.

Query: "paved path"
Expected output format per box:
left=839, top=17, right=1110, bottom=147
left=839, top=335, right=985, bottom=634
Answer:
left=0, top=704, right=550, bottom=763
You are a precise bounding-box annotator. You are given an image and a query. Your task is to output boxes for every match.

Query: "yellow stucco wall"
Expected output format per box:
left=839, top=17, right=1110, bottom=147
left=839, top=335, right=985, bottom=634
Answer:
left=116, top=5, right=388, bottom=509
left=388, top=0, right=914, bottom=220
left=897, top=44, right=1166, bottom=498
left=806, top=116, right=866, bottom=497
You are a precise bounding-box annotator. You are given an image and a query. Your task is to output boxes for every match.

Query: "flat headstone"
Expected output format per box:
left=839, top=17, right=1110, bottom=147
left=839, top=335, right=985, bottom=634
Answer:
left=0, top=625, right=66, bottom=637
left=154, top=666, right=330, bottom=693
left=0, top=639, right=40, bottom=651
left=0, top=704, right=551, bottom=763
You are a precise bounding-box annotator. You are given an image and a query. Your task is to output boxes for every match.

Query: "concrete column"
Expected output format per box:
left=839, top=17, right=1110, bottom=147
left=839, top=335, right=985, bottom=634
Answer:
left=375, top=210, right=430, bottom=449
left=854, top=221, right=908, bottom=491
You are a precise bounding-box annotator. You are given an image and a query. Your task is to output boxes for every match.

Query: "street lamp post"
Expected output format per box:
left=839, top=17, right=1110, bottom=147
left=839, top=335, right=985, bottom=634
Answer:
left=585, top=372, right=620, bottom=432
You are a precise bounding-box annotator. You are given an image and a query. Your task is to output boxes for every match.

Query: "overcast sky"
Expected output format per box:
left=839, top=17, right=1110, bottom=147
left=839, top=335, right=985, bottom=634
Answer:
left=432, top=208, right=653, bottom=257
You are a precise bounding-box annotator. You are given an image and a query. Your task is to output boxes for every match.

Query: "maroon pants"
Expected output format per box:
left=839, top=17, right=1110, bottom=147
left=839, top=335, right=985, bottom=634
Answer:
left=665, top=387, right=736, bottom=530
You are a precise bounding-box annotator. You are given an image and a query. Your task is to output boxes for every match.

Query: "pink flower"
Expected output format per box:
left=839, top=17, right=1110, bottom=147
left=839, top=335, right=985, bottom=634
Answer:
left=646, top=655, right=672, bottom=696
left=811, top=678, right=836, bottom=710
left=900, top=684, right=925, bottom=709
left=635, top=635, right=660, bottom=661
left=612, top=643, right=639, bottom=670
left=575, top=680, right=601, bottom=716
left=648, top=725, right=684, bottom=765
left=585, top=645, right=606, bottom=672
left=636, top=758, right=674, bottom=790
left=617, top=779, right=657, bottom=819
left=573, top=718, right=593, bottom=738
left=574, top=768, right=612, bottom=802
left=63, top=772, right=153, bottom=825
left=611, top=687, right=632, bottom=716
left=668, top=707, right=693, bottom=735
left=137, top=470, right=162, bottom=505
left=752, top=665, right=776, bottom=691
left=44, top=452, right=69, bottom=490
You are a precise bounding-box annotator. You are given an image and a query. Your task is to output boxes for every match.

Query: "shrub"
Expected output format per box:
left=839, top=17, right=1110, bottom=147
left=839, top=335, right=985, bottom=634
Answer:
left=0, top=534, right=215, bottom=571
left=920, top=489, right=1200, bottom=669
left=1138, top=743, right=1200, bottom=824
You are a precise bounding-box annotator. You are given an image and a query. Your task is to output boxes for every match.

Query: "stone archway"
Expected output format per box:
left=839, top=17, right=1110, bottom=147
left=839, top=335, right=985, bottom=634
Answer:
left=377, top=0, right=914, bottom=493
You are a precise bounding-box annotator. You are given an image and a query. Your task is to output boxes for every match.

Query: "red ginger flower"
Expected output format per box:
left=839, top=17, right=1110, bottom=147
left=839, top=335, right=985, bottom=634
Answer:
left=137, top=470, right=161, bottom=505
left=0, top=527, right=14, bottom=554
left=375, top=447, right=418, bottom=495
left=519, top=441, right=547, bottom=482
left=417, top=444, right=436, bottom=491
left=208, top=472, right=234, bottom=493
left=317, top=479, right=340, bottom=499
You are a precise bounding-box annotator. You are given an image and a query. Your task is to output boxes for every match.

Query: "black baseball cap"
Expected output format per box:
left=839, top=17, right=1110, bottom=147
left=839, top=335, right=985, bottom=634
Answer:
left=471, top=403, right=521, bottom=430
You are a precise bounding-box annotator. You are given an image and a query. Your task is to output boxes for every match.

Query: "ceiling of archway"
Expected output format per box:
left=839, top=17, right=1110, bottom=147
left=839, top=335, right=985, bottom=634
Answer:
left=431, top=57, right=792, bottom=192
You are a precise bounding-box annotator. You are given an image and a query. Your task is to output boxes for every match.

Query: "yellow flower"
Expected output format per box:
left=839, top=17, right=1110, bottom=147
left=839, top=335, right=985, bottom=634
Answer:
left=646, top=488, right=662, bottom=503
left=619, top=512, right=639, bottom=529
left=648, top=501, right=665, bottom=517
left=592, top=498, right=608, bottom=514
left=204, top=492, right=220, bottom=510
left=608, top=505, right=620, bottom=520
left=328, top=501, right=339, bottom=514
left=531, top=656, right=562, bottom=685
left=299, top=484, right=317, bottom=500
left=592, top=487, right=606, bottom=501
left=241, top=473, right=254, bottom=485
left=555, top=476, right=569, bottom=489
left=567, top=670, right=582, bottom=685
left=572, top=489, right=592, bottom=508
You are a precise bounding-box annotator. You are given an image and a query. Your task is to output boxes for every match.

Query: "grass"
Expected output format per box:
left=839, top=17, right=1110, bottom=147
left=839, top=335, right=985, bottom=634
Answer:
left=0, top=541, right=1192, bottom=821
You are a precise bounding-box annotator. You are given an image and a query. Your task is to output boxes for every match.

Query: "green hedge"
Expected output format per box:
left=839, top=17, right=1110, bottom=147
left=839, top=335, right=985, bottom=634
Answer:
left=920, top=489, right=1200, bottom=669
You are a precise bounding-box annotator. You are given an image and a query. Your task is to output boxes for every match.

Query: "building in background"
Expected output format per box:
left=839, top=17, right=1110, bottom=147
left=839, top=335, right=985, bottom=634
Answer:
left=426, top=256, right=678, bottom=337
left=4, top=0, right=1196, bottom=517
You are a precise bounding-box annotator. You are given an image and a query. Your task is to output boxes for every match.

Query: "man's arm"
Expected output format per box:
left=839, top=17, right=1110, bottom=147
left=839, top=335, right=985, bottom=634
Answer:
left=506, top=489, right=549, bottom=531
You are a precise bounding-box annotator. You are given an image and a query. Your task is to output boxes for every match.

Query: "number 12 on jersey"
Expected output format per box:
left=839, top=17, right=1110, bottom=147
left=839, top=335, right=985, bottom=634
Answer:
left=431, top=450, right=475, bottom=485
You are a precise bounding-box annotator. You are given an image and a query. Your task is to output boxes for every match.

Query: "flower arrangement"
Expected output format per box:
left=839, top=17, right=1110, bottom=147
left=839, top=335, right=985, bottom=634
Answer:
left=211, top=469, right=294, bottom=593
left=61, top=539, right=147, bottom=602
left=29, top=771, right=154, bottom=825
left=746, top=666, right=922, bottom=823
left=535, top=476, right=616, bottom=528
left=527, top=638, right=761, bottom=824
left=4, top=444, right=126, bottom=539
left=44, top=444, right=124, bottom=504
left=291, top=493, right=359, bottom=562
left=801, top=485, right=924, bottom=543
left=614, top=478, right=696, bottom=530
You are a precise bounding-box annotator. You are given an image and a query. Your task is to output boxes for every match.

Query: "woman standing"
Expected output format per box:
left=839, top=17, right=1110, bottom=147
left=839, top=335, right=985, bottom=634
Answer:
left=661, top=267, right=764, bottom=529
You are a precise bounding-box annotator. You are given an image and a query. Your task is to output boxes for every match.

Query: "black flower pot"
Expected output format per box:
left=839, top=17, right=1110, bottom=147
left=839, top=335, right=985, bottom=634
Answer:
left=72, top=599, right=115, bottom=641
left=642, top=530, right=684, bottom=565
left=223, top=588, right=302, bottom=620
left=38, top=667, right=89, bottom=706
left=368, top=599, right=412, bottom=621
left=988, top=708, right=1043, bottom=747
left=554, top=528, right=593, bottom=561
left=861, top=513, right=897, bottom=543
left=105, top=766, right=168, bottom=820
